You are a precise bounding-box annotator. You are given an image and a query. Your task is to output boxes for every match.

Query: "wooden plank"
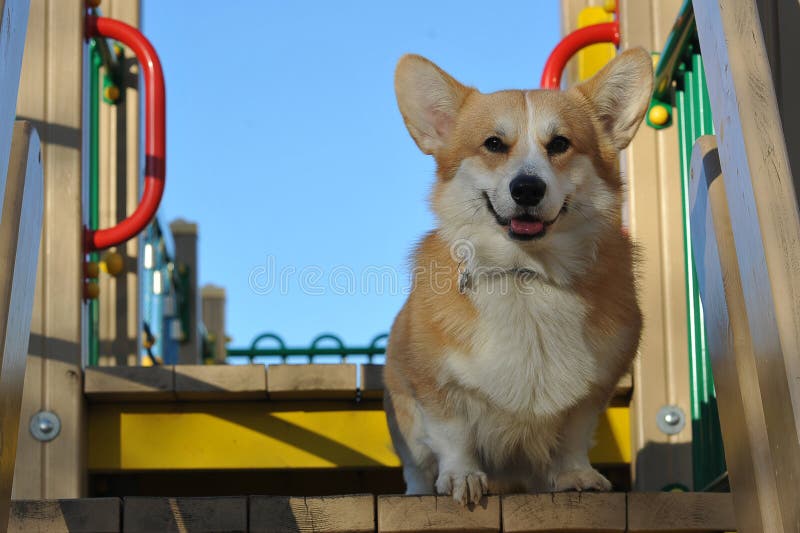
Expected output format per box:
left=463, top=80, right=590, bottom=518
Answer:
left=627, top=492, right=736, bottom=532
left=501, top=493, right=626, bottom=532
left=8, top=498, right=120, bottom=533
left=97, top=0, right=140, bottom=366
left=690, top=137, right=790, bottom=532
left=361, top=365, right=631, bottom=405
left=170, top=219, right=200, bottom=364
left=619, top=0, right=694, bottom=491
left=0, top=0, right=30, bottom=208
left=694, top=0, right=800, bottom=528
left=84, top=366, right=175, bottom=401
left=123, top=497, right=246, bottom=533
left=201, top=285, right=227, bottom=363
left=12, top=0, right=87, bottom=499
left=249, top=494, right=374, bottom=533
left=268, top=364, right=357, bottom=400
left=377, top=495, right=499, bottom=533
left=360, top=363, right=384, bottom=399
left=0, top=122, right=43, bottom=531
left=174, top=364, right=267, bottom=400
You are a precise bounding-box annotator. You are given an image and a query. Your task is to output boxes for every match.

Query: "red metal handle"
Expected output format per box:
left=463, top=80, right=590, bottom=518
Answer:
left=540, top=22, right=620, bottom=89
left=85, top=15, right=165, bottom=252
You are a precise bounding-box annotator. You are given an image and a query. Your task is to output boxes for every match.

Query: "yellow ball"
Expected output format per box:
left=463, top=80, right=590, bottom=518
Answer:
left=104, top=251, right=124, bottom=276
left=603, top=0, right=616, bottom=13
left=104, top=85, right=120, bottom=102
left=84, top=281, right=100, bottom=300
left=85, top=261, right=100, bottom=279
left=649, top=105, right=669, bottom=126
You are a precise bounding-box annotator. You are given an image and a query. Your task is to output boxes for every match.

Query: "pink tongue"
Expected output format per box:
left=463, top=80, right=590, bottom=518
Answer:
left=510, top=218, right=544, bottom=235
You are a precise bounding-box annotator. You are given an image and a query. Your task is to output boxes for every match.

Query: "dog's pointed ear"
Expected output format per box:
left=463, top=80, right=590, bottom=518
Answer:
left=573, top=47, right=654, bottom=151
left=395, top=55, right=473, bottom=155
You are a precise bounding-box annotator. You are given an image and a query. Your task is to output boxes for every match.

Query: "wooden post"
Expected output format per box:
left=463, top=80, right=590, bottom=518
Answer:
left=618, top=0, right=694, bottom=490
left=689, top=135, right=798, bottom=532
left=0, top=0, right=30, bottom=210
left=0, top=122, right=43, bottom=532
left=97, top=0, right=141, bottom=367
left=170, top=219, right=199, bottom=364
left=12, top=0, right=86, bottom=499
left=201, top=284, right=227, bottom=364
left=694, top=0, right=800, bottom=528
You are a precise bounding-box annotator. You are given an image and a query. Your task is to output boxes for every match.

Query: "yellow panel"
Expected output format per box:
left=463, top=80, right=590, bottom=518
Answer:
left=89, top=402, right=629, bottom=470
left=589, top=407, right=631, bottom=463
left=576, top=7, right=616, bottom=81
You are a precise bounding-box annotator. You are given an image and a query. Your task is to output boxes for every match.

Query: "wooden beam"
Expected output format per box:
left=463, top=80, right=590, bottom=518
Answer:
left=8, top=498, right=120, bottom=533
left=0, top=122, right=43, bottom=532
left=267, top=364, right=357, bottom=400
left=0, top=0, right=30, bottom=209
left=123, top=497, right=246, bottom=533
left=619, top=0, right=694, bottom=491
left=250, top=495, right=374, bottom=533
left=84, top=366, right=175, bottom=402
left=12, top=0, right=86, bottom=499
left=627, top=492, right=736, bottom=532
left=377, top=495, right=500, bottom=533
left=694, top=0, right=800, bottom=529
left=689, top=137, right=795, bottom=531
left=174, top=364, right=266, bottom=400
left=501, top=493, right=626, bottom=532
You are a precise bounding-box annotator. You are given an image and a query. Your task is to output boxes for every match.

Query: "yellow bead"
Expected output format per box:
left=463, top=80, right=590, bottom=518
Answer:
left=649, top=105, right=669, bottom=126
left=652, top=53, right=660, bottom=70
left=603, top=0, right=616, bottom=13
left=104, top=85, right=120, bottom=102
left=84, top=281, right=100, bottom=300
left=104, top=251, right=125, bottom=276
left=85, top=261, right=100, bottom=279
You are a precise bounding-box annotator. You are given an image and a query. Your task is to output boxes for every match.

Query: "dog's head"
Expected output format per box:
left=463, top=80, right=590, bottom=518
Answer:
left=395, top=49, right=652, bottom=278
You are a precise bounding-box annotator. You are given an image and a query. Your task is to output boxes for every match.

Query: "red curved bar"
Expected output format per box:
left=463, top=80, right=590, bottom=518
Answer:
left=540, top=22, right=619, bottom=89
left=85, top=15, right=165, bottom=251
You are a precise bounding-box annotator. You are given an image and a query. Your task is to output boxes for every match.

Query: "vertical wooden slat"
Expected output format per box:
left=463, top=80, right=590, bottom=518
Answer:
left=201, top=285, right=227, bottom=363
left=689, top=135, right=782, bottom=533
left=12, top=0, right=86, bottom=499
left=0, top=122, right=43, bottom=533
left=694, top=0, right=800, bottom=529
left=0, top=0, right=30, bottom=209
left=97, top=1, right=140, bottom=367
left=619, top=0, right=693, bottom=491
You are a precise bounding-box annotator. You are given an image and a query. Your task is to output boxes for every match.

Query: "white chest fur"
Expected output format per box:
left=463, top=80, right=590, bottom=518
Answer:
left=444, top=275, right=596, bottom=419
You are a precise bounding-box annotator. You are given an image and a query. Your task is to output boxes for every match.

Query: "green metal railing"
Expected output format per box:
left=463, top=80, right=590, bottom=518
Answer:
left=647, top=6, right=727, bottom=491
left=228, top=333, right=388, bottom=364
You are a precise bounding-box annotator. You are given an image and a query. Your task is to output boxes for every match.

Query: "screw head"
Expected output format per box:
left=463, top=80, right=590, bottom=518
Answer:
left=30, top=411, right=61, bottom=442
left=656, top=405, right=686, bottom=435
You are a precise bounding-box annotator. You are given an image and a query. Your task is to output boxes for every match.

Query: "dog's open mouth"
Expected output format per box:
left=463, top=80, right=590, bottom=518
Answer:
left=483, top=192, right=566, bottom=241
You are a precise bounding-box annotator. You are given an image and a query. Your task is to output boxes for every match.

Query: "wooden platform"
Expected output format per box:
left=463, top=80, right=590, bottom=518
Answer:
left=8, top=492, right=736, bottom=532
left=83, top=365, right=633, bottom=472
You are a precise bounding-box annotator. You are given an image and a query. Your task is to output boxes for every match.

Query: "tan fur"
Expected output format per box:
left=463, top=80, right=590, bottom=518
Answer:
left=386, top=49, right=652, bottom=503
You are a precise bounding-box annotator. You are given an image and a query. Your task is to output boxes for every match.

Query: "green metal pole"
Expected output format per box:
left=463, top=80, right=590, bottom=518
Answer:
left=88, top=40, right=101, bottom=366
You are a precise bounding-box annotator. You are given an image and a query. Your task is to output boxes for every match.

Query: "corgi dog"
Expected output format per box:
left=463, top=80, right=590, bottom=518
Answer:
left=384, top=49, right=652, bottom=504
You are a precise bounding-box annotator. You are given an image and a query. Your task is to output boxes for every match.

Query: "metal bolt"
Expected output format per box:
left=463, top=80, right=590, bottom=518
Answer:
left=656, top=405, right=686, bottom=435
left=30, top=411, right=61, bottom=442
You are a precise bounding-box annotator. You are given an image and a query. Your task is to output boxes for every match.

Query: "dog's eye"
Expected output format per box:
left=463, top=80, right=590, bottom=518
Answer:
left=483, top=136, right=508, bottom=154
left=546, top=136, right=570, bottom=156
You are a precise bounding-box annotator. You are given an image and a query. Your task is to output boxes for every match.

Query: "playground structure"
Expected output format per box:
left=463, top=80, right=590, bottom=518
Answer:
left=1, top=0, right=800, bottom=530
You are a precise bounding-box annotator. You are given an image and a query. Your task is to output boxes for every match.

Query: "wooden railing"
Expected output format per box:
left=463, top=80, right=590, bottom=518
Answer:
left=690, top=0, right=800, bottom=530
left=0, top=122, right=42, bottom=530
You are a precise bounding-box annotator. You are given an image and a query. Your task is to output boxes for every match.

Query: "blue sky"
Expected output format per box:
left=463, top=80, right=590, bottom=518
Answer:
left=142, top=1, right=560, bottom=351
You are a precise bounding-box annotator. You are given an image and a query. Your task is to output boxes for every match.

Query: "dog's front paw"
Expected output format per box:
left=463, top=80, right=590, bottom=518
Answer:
left=551, top=467, right=612, bottom=492
left=435, top=470, right=488, bottom=505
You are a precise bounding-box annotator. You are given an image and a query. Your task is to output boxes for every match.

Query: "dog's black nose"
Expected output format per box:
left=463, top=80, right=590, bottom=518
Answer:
left=510, top=175, right=547, bottom=206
